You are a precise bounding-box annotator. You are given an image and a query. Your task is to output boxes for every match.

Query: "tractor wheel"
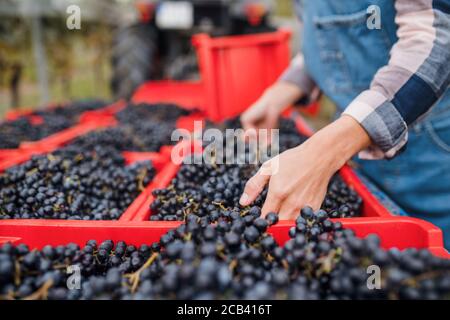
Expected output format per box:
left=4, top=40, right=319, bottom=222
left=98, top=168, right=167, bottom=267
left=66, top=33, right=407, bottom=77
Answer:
left=110, top=24, right=158, bottom=100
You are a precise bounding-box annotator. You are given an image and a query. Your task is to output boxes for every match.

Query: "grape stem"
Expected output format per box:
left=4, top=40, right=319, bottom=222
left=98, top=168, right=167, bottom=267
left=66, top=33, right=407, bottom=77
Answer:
left=125, top=252, right=159, bottom=293
left=23, top=279, right=53, bottom=300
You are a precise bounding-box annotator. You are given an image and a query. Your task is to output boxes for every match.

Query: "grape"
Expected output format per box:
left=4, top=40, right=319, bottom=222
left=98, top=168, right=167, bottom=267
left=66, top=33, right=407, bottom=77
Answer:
left=0, top=207, right=449, bottom=300
left=0, top=100, right=108, bottom=149
left=0, top=145, right=155, bottom=220
left=64, top=103, right=193, bottom=153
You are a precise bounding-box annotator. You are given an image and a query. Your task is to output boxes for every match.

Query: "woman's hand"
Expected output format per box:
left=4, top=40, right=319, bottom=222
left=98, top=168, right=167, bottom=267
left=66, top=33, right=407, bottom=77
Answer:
left=239, top=115, right=371, bottom=219
left=241, top=81, right=304, bottom=134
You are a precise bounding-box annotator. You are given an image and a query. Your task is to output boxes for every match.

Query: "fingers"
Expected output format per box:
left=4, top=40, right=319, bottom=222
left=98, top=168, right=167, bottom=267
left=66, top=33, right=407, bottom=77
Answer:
left=242, top=127, right=257, bottom=143
left=241, top=102, right=263, bottom=131
left=258, top=110, right=279, bottom=147
left=267, top=186, right=328, bottom=221
left=241, top=115, right=257, bottom=132
left=261, top=188, right=284, bottom=218
left=278, top=200, right=300, bottom=221
left=239, top=167, right=271, bottom=207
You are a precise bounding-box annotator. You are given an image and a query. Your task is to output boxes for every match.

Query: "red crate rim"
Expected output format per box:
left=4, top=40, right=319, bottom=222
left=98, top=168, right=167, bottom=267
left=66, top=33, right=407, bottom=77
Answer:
left=0, top=217, right=447, bottom=258
left=192, top=28, right=292, bottom=49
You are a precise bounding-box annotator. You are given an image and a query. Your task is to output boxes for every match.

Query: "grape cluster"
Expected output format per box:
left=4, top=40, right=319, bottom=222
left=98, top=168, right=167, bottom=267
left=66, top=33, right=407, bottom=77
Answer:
left=149, top=116, right=331, bottom=220
left=208, top=117, right=308, bottom=153
left=67, top=128, right=144, bottom=152
left=0, top=146, right=155, bottom=220
left=1, top=207, right=449, bottom=300
left=65, top=103, right=193, bottom=153
left=150, top=154, right=267, bottom=221
left=150, top=118, right=361, bottom=221
left=322, top=176, right=362, bottom=218
left=33, top=100, right=108, bottom=120
left=275, top=118, right=308, bottom=152
left=116, top=103, right=191, bottom=125
left=150, top=160, right=361, bottom=221
left=149, top=115, right=360, bottom=221
left=116, top=103, right=192, bottom=152
left=0, top=117, right=71, bottom=149
left=122, top=122, right=177, bottom=152
left=0, top=100, right=108, bottom=149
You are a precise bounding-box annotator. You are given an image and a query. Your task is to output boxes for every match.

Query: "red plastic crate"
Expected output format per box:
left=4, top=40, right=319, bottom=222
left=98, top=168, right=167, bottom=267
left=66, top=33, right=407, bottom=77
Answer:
left=6, top=102, right=123, bottom=154
left=0, top=149, right=21, bottom=161
left=193, top=29, right=292, bottom=121
left=132, top=30, right=292, bottom=122
left=117, top=152, right=172, bottom=221
left=4, top=108, right=35, bottom=121
left=18, top=120, right=115, bottom=155
left=17, top=112, right=204, bottom=156
left=176, top=112, right=205, bottom=133
left=3, top=102, right=63, bottom=122
left=0, top=217, right=447, bottom=258
left=300, top=101, right=321, bottom=117
left=0, top=152, right=168, bottom=223
left=2, top=102, right=201, bottom=167
left=131, top=158, right=391, bottom=221
left=132, top=81, right=205, bottom=111
left=0, top=115, right=201, bottom=223
left=1, top=103, right=118, bottom=158
left=79, top=100, right=206, bottom=140
left=273, top=217, right=449, bottom=259
left=0, top=104, right=205, bottom=171
left=4, top=101, right=115, bottom=124
left=78, top=100, right=127, bottom=124
left=132, top=114, right=392, bottom=220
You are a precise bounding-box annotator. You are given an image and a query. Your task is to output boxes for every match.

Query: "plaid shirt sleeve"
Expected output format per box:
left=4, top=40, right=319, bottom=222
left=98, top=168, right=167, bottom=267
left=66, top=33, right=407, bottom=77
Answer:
left=279, top=54, right=319, bottom=103
left=343, top=0, right=450, bottom=159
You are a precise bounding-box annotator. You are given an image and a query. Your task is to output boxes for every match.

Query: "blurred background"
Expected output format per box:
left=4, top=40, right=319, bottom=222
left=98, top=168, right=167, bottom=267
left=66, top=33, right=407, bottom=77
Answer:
left=0, top=0, right=298, bottom=118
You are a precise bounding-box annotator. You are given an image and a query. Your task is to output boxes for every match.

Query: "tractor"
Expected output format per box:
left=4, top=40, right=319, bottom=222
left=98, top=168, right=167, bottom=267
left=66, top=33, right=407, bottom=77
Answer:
left=110, top=0, right=276, bottom=99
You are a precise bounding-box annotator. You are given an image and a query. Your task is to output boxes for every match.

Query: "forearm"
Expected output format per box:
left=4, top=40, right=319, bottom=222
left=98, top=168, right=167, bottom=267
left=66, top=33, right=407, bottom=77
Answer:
left=263, top=81, right=305, bottom=110
left=241, top=115, right=371, bottom=215
left=279, top=54, right=317, bottom=100
left=303, top=115, right=371, bottom=173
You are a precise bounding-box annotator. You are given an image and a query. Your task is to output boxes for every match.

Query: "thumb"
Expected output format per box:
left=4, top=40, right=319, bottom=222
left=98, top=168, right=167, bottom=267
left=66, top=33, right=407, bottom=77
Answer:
left=241, top=107, right=259, bottom=131
left=241, top=99, right=267, bottom=131
left=239, top=166, right=271, bottom=207
left=261, top=111, right=279, bottom=147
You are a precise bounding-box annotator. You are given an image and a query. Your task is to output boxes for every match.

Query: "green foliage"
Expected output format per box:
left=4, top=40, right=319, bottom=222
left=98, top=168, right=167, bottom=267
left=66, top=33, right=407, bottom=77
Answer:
left=276, top=0, right=295, bottom=17
left=0, top=17, right=112, bottom=116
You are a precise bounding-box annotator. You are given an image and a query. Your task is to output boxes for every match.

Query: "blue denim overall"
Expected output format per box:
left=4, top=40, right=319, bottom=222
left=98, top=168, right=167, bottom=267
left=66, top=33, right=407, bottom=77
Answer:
left=295, top=0, right=450, bottom=248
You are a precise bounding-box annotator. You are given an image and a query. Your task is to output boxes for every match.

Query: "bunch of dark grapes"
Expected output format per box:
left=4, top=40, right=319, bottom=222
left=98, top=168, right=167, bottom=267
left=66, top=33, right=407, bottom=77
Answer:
left=150, top=154, right=266, bottom=221
left=150, top=136, right=362, bottom=221
left=66, top=128, right=144, bottom=152
left=149, top=114, right=361, bottom=221
left=33, top=100, right=108, bottom=120
left=207, top=116, right=308, bottom=153
left=277, top=118, right=308, bottom=152
left=321, top=176, right=362, bottom=218
left=0, top=116, right=72, bottom=149
left=0, top=146, right=155, bottom=220
left=68, top=103, right=190, bottom=152
left=116, top=103, right=191, bottom=126
left=148, top=116, right=310, bottom=221
left=1, top=207, right=449, bottom=300
left=66, top=125, right=174, bottom=153
left=123, top=121, right=178, bottom=152
left=0, top=100, right=108, bottom=149
left=116, top=103, right=193, bottom=151
left=62, top=103, right=193, bottom=153
left=150, top=161, right=360, bottom=221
